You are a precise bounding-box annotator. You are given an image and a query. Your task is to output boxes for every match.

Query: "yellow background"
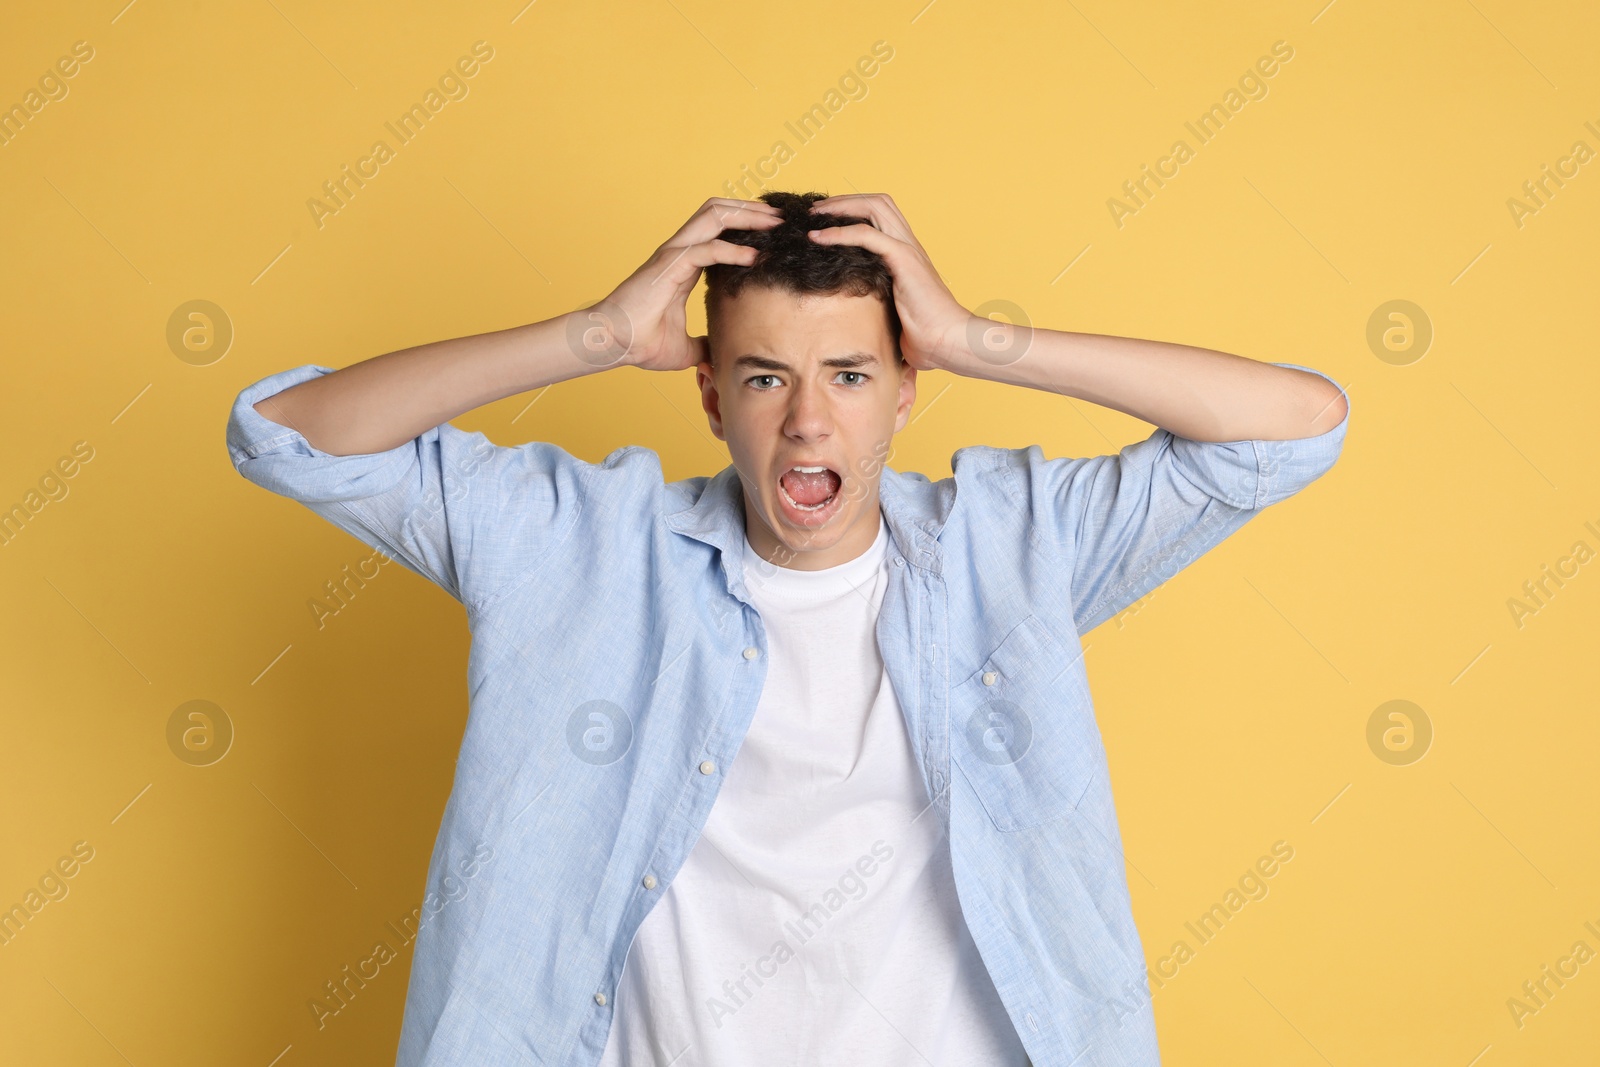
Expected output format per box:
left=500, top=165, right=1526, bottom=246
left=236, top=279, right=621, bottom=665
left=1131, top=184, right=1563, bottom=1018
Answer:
left=2, top=0, right=1597, bottom=1063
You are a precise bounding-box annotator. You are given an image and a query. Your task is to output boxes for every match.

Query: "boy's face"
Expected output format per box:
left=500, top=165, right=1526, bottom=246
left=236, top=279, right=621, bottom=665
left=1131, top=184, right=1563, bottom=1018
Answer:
left=697, top=286, right=916, bottom=571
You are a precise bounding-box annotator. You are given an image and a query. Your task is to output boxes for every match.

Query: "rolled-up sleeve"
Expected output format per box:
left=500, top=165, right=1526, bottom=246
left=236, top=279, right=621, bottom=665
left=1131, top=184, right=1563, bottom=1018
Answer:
left=226, top=364, right=584, bottom=612
left=1020, top=361, right=1349, bottom=634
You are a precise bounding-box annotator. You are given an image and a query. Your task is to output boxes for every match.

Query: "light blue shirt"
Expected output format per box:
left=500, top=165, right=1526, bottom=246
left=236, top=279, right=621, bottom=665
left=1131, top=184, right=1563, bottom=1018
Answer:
left=226, top=361, right=1348, bottom=1066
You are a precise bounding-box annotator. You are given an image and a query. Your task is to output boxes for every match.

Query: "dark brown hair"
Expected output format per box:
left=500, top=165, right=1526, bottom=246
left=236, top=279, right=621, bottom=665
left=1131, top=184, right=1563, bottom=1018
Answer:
left=703, top=190, right=902, bottom=367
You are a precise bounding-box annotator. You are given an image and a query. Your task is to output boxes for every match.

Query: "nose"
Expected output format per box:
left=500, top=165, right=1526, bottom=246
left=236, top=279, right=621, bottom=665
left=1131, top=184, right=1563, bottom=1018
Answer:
left=783, top=377, right=834, bottom=443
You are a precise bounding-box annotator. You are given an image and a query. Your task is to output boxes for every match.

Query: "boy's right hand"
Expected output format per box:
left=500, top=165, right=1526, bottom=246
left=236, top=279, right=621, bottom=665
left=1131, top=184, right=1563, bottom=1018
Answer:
left=569, top=198, right=782, bottom=373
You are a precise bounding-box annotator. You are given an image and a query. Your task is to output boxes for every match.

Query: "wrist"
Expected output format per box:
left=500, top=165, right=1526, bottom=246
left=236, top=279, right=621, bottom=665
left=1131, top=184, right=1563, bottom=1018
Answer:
left=923, top=314, right=986, bottom=376
left=565, top=301, right=637, bottom=370
left=955, top=310, right=1032, bottom=375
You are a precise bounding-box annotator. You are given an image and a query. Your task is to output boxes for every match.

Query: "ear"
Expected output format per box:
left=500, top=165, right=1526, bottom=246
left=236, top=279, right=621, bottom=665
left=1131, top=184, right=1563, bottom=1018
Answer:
left=892, top=363, right=918, bottom=434
left=697, top=353, right=727, bottom=441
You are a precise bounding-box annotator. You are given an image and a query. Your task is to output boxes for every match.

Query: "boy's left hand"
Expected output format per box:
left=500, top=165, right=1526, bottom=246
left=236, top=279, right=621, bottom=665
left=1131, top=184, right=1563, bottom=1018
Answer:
left=806, top=194, right=977, bottom=372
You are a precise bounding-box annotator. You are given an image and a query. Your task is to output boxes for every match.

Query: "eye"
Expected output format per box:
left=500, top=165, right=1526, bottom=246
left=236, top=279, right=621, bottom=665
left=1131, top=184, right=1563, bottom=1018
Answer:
left=836, top=371, right=868, bottom=387
left=746, top=374, right=781, bottom=390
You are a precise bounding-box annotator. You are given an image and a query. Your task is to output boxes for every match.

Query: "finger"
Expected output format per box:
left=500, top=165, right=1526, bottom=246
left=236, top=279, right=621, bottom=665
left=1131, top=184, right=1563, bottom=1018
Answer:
left=806, top=221, right=904, bottom=259
left=665, top=197, right=780, bottom=252
left=665, top=203, right=782, bottom=249
left=808, top=194, right=915, bottom=246
left=807, top=194, right=879, bottom=222
left=704, top=196, right=782, bottom=221
left=808, top=193, right=875, bottom=206
left=706, top=200, right=782, bottom=225
left=649, top=237, right=760, bottom=289
left=808, top=192, right=898, bottom=215
left=708, top=195, right=781, bottom=211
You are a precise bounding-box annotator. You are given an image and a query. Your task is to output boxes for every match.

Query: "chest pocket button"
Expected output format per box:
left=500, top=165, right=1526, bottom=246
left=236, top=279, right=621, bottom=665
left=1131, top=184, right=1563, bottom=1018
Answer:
left=951, top=613, right=1102, bottom=832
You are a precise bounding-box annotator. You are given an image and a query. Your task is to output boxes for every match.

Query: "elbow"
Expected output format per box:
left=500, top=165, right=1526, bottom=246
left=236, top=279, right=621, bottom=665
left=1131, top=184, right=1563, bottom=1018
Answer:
left=1267, top=363, right=1350, bottom=441
left=252, top=394, right=299, bottom=434
left=250, top=391, right=362, bottom=456
left=1306, top=381, right=1349, bottom=438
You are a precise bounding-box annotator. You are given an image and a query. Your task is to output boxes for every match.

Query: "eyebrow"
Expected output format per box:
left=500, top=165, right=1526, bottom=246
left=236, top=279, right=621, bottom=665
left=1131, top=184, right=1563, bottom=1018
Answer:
left=731, top=352, right=881, bottom=372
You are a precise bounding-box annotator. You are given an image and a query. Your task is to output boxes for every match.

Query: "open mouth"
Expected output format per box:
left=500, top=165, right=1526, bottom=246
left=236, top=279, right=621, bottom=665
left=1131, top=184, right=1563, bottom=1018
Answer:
left=777, top=464, right=843, bottom=516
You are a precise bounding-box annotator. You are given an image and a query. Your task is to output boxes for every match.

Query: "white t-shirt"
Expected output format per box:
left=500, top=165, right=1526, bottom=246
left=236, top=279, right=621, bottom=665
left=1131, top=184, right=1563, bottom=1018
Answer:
left=598, top=511, right=1029, bottom=1066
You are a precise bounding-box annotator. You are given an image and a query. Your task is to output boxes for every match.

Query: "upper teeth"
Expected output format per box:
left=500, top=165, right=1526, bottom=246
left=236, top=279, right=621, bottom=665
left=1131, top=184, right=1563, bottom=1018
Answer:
left=791, top=465, right=827, bottom=473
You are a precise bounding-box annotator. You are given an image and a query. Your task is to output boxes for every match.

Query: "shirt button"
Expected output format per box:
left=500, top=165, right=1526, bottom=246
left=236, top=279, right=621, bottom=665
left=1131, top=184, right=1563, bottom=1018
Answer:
left=699, top=760, right=716, bottom=775
left=642, top=874, right=657, bottom=890
left=982, top=671, right=997, bottom=686
left=893, top=557, right=905, bottom=567
left=594, top=992, right=607, bottom=1006
left=742, top=646, right=759, bottom=660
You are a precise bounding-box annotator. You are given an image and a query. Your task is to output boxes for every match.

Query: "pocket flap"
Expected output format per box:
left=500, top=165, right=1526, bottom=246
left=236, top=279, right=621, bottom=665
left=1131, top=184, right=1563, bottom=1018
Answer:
left=950, top=613, right=1101, bottom=832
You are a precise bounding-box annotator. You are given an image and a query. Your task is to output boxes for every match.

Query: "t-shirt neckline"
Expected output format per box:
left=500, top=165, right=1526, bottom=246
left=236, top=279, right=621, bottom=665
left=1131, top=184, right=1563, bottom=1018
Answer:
left=740, top=511, right=889, bottom=602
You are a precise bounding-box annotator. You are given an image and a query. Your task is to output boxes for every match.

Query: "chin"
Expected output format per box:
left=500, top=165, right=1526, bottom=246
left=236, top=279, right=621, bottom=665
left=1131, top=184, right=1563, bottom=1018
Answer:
left=770, top=493, right=849, bottom=543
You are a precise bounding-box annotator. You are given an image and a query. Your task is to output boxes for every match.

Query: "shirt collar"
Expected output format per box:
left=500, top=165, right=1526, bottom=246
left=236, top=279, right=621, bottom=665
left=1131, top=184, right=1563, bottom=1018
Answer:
left=664, top=463, right=953, bottom=585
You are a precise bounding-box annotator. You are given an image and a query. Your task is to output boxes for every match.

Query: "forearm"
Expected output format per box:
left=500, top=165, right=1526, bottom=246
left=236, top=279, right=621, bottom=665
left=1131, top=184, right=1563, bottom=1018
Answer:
left=252, top=309, right=607, bottom=456
left=940, top=320, right=1348, bottom=442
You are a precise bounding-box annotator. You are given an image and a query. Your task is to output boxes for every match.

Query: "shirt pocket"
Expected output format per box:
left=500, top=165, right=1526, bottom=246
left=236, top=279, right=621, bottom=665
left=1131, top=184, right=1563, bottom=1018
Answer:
left=950, top=612, right=1103, bottom=832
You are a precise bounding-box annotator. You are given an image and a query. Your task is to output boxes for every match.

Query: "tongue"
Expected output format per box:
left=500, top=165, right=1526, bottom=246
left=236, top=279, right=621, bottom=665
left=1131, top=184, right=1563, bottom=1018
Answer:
left=781, top=469, right=840, bottom=506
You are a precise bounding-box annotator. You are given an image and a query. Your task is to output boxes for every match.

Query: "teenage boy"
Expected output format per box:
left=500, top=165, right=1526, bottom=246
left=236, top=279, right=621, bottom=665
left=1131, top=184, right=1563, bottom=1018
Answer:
left=227, top=191, right=1349, bottom=1066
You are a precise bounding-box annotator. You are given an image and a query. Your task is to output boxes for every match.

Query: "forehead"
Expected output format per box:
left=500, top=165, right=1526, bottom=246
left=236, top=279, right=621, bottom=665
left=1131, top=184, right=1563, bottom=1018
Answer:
left=713, top=287, right=894, bottom=361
